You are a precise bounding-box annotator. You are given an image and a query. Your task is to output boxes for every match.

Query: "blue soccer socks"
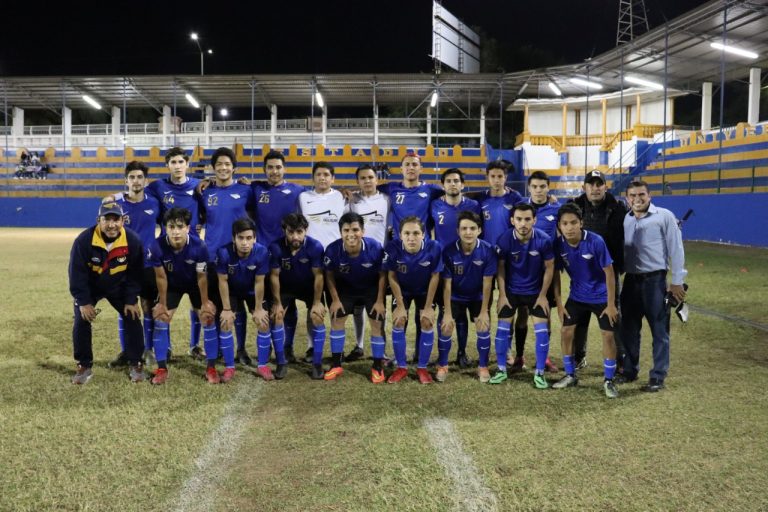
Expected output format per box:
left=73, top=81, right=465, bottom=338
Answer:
left=494, top=320, right=511, bottom=371
left=534, top=323, right=550, bottom=375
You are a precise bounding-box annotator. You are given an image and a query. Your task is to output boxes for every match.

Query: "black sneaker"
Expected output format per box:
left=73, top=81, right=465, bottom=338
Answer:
left=236, top=349, right=253, bottom=366
left=303, top=348, right=314, bottom=364
left=311, top=364, right=325, bottom=380
left=614, top=373, right=637, bottom=385
left=274, top=364, right=288, bottom=380
left=108, top=351, right=129, bottom=368
left=285, top=346, right=297, bottom=364
left=188, top=346, right=205, bottom=360
left=456, top=353, right=472, bottom=369
left=642, top=378, right=665, bottom=392
left=345, top=347, right=364, bottom=362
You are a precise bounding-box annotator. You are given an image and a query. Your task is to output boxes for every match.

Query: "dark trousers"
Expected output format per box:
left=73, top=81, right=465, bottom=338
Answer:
left=73, top=296, right=143, bottom=367
left=573, top=272, right=624, bottom=362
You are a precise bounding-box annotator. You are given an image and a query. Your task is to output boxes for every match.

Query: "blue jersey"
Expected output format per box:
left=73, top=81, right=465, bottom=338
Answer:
left=430, top=196, right=482, bottom=247
left=323, top=237, right=384, bottom=296
left=496, top=228, right=554, bottom=296
left=199, top=182, right=254, bottom=261
left=215, top=242, right=269, bottom=298
left=554, top=230, right=613, bottom=304
left=526, top=197, right=561, bottom=239
left=441, top=239, right=497, bottom=302
left=383, top=239, right=444, bottom=298
left=146, top=177, right=202, bottom=233
left=147, top=235, right=208, bottom=291
left=379, top=182, right=443, bottom=240
left=251, top=181, right=305, bottom=245
left=268, top=236, right=324, bottom=295
left=478, top=190, right=523, bottom=245
left=117, top=194, right=161, bottom=267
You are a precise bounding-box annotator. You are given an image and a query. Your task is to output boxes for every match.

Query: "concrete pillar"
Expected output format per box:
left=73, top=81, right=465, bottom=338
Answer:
left=601, top=99, right=607, bottom=145
left=321, top=105, right=327, bottom=146
left=374, top=103, right=380, bottom=146
left=12, top=107, right=24, bottom=137
left=523, top=104, right=530, bottom=133
left=561, top=103, right=567, bottom=148
left=426, top=107, right=432, bottom=146
left=270, top=104, right=277, bottom=146
left=635, top=95, right=641, bottom=125
left=701, top=82, right=712, bottom=130
left=62, top=107, right=72, bottom=137
left=162, top=105, right=172, bottom=146
left=111, top=106, right=121, bottom=147
left=748, top=68, right=761, bottom=126
left=204, top=105, right=213, bottom=145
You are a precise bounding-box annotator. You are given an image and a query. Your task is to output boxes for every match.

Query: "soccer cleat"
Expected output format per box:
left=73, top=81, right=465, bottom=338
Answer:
left=370, top=368, right=386, bottom=384
left=188, top=346, right=205, bottom=360
left=220, top=368, right=236, bottom=383
left=387, top=367, right=409, bottom=384
left=274, top=364, right=288, bottom=380
left=129, top=364, right=146, bottom=383
left=257, top=366, right=275, bottom=381
left=544, top=357, right=559, bottom=373
left=324, top=366, right=344, bottom=381
left=552, top=374, right=578, bottom=389
left=143, top=349, right=156, bottom=367
left=205, top=367, right=221, bottom=384
left=108, top=351, right=129, bottom=368
left=151, top=368, right=169, bottom=385
left=345, top=347, right=365, bottom=362
left=642, top=378, right=665, bottom=392
left=435, top=366, right=449, bottom=383
left=303, top=348, right=314, bottom=364
left=533, top=373, right=549, bottom=389
left=575, top=357, right=588, bottom=370
left=488, top=370, right=508, bottom=385
left=311, top=365, right=325, bottom=380
left=417, top=368, right=433, bottom=384
left=71, top=365, right=93, bottom=385
left=236, top=349, right=253, bottom=366
left=614, top=373, right=637, bottom=384
left=478, top=367, right=491, bottom=383
left=604, top=379, right=619, bottom=399
left=509, top=356, right=527, bottom=373
left=456, top=353, right=472, bottom=369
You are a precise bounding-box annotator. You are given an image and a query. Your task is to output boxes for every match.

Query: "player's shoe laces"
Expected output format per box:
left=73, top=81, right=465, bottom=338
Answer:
left=143, top=350, right=156, bottom=367
left=220, top=368, right=236, bottom=383
left=257, top=366, right=275, bottom=381
left=236, top=349, right=252, bottom=366
left=311, top=365, right=325, bottom=380
left=604, top=379, right=619, bottom=399
left=129, top=364, right=146, bottom=383
left=151, top=368, right=169, bottom=385
left=417, top=368, right=433, bottom=384
left=509, top=356, right=527, bottom=373
left=552, top=374, right=578, bottom=389
left=478, top=367, right=491, bottom=383
left=544, top=357, right=559, bottom=373
left=108, top=351, right=129, bottom=368
left=72, top=365, right=93, bottom=385
left=274, top=364, right=287, bottom=380
left=370, top=368, right=385, bottom=384
left=435, top=366, right=449, bottom=383
left=324, top=366, right=344, bottom=381
left=533, top=373, right=549, bottom=389
left=488, top=370, right=508, bottom=385
left=205, top=367, right=221, bottom=384
left=345, top=347, right=364, bottom=362
left=188, top=346, right=205, bottom=360
left=387, top=367, right=409, bottom=384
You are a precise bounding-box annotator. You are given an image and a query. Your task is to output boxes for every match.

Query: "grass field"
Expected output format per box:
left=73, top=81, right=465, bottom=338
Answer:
left=1, top=228, right=767, bottom=511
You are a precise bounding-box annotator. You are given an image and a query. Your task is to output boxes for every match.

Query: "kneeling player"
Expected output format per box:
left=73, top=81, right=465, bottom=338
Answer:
left=384, top=216, right=443, bottom=384
left=147, top=207, right=216, bottom=385
left=324, top=213, right=387, bottom=382
left=494, top=203, right=555, bottom=388
left=439, top=211, right=496, bottom=382
left=552, top=203, right=619, bottom=398
left=216, top=218, right=274, bottom=382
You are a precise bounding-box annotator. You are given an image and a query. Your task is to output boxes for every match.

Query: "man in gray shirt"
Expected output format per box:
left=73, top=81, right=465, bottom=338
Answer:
left=618, top=180, right=687, bottom=392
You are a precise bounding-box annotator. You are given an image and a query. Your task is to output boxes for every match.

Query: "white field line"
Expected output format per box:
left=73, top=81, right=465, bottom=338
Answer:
left=172, top=382, right=263, bottom=512
left=424, top=417, right=499, bottom=512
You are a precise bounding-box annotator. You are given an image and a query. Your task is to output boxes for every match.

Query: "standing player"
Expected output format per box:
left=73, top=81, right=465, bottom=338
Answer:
left=323, top=213, right=387, bottom=382
left=384, top=216, right=443, bottom=384
left=438, top=211, right=496, bottom=383
left=108, top=160, right=161, bottom=368
left=146, top=208, right=217, bottom=385
left=474, top=160, right=523, bottom=247
left=493, top=203, right=555, bottom=388
left=268, top=213, right=328, bottom=380
left=299, top=162, right=345, bottom=248
left=216, top=218, right=275, bottom=382
left=68, top=202, right=146, bottom=384
left=551, top=203, right=619, bottom=399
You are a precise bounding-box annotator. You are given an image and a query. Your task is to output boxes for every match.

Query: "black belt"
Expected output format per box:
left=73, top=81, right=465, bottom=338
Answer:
left=626, top=270, right=666, bottom=280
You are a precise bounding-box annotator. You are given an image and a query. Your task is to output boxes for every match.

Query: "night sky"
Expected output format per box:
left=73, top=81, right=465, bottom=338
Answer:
left=0, top=0, right=711, bottom=77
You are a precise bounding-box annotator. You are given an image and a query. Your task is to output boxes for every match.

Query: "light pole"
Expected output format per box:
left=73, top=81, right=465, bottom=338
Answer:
left=190, top=33, right=213, bottom=75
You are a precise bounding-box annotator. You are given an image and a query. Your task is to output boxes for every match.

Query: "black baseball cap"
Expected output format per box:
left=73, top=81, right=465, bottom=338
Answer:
left=584, top=170, right=606, bottom=184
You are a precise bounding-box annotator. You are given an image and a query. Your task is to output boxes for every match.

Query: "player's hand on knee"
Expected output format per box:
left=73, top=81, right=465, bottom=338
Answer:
left=220, top=309, right=235, bottom=330
left=371, top=301, right=386, bottom=322
left=252, top=308, right=269, bottom=330
left=329, top=300, right=345, bottom=320
left=79, top=304, right=98, bottom=322
left=496, top=296, right=511, bottom=315
left=534, top=295, right=550, bottom=317
left=393, top=305, right=407, bottom=327
left=557, top=305, right=568, bottom=325
left=123, top=303, right=141, bottom=321
left=601, top=303, right=619, bottom=327
left=152, top=303, right=170, bottom=323
left=476, top=311, right=490, bottom=333
left=420, top=307, right=435, bottom=330
left=441, top=315, right=455, bottom=337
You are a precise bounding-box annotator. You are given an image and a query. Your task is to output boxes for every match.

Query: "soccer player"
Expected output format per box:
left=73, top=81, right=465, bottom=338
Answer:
left=68, top=202, right=146, bottom=384
left=430, top=168, right=481, bottom=247
left=299, top=162, right=345, bottom=248
left=618, top=180, right=686, bottom=392
left=438, top=211, right=496, bottom=383
left=323, top=212, right=387, bottom=382
left=268, top=213, right=327, bottom=380
left=216, top=218, right=274, bottom=382
left=146, top=207, right=216, bottom=385
left=551, top=203, right=620, bottom=399
left=493, top=203, right=555, bottom=388
left=474, top=160, right=523, bottom=246
left=198, top=147, right=254, bottom=364
left=108, top=160, right=161, bottom=368
left=384, top=216, right=443, bottom=384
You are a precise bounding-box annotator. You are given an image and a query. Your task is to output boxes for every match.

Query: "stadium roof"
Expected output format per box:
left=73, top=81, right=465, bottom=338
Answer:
left=1, top=0, right=766, bottom=115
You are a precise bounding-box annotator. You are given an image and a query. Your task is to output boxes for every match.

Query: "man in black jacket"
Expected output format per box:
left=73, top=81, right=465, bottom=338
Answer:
left=569, top=170, right=628, bottom=368
left=68, top=202, right=146, bottom=384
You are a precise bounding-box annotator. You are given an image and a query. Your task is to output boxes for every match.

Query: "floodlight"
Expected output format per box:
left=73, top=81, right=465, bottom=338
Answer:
left=207, top=49, right=213, bottom=55
left=625, top=76, right=664, bottom=90
left=220, top=108, right=228, bottom=117
left=185, top=93, right=200, bottom=108
left=82, top=95, right=102, bottom=110
left=315, top=91, right=324, bottom=108
left=430, top=91, right=438, bottom=108
left=547, top=82, right=562, bottom=96
left=710, top=42, right=758, bottom=59
left=569, top=78, right=603, bottom=90
left=190, top=33, right=198, bottom=40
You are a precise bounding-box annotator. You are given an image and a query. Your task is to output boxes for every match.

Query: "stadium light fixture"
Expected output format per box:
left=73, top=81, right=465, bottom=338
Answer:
left=82, top=95, right=102, bottom=110
left=430, top=90, right=438, bottom=108
left=315, top=91, right=325, bottom=108
left=185, top=93, right=200, bottom=108
left=625, top=76, right=664, bottom=90
left=710, top=42, right=758, bottom=59
left=220, top=108, right=228, bottom=117
left=547, top=82, right=562, bottom=96
left=517, top=83, right=529, bottom=96
left=190, top=33, right=198, bottom=40
left=207, top=49, right=213, bottom=55
left=569, top=77, right=603, bottom=90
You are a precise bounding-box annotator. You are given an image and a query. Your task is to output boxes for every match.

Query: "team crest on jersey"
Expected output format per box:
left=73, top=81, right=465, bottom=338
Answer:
left=419, top=261, right=431, bottom=267
left=281, top=190, right=292, bottom=194
left=361, top=263, right=373, bottom=268
left=185, top=259, right=195, bottom=264
left=581, top=253, right=594, bottom=260
left=503, top=204, right=513, bottom=210
left=230, top=194, right=241, bottom=199
left=529, top=250, right=540, bottom=256
left=144, top=209, right=155, bottom=215
left=472, top=260, right=484, bottom=266
left=418, top=192, right=428, bottom=198
left=247, top=265, right=257, bottom=270
left=185, top=190, right=194, bottom=195
left=545, top=215, right=555, bottom=221
left=117, top=256, right=127, bottom=263
left=299, top=258, right=309, bottom=263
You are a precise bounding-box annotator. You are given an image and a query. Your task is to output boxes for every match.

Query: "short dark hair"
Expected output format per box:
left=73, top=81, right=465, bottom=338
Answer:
left=163, top=207, right=192, bottom=226
left=339, top=212, right=364, bottom=230
left=457, top=210, right=482, bottom=228
left=626, top=179, right=649, bottom=193
left=124, top=160, right=149, bottom=177
left=512, top=202, right=535, bottom=216
left=264, top=149, right=285, bottom=167
left=164, top=147, right=189, bottom=164
left=355, top=164, right=375, bottom=178
left=281, top=212, right=309, bottom=232
left=211, top=147, right=237, bottom=168
left=231, top=217, right=256, bottom=237
left=441, top=168, right=464, bottom=183
left=557, top=203, right=583, bottom=222
left=312, top=161, right=334, bottom=176
left=486, top=159, right=513, bottom=174
left=528, top=170, right=550, bottom=185
left=399, top=215, right=425, bottom=234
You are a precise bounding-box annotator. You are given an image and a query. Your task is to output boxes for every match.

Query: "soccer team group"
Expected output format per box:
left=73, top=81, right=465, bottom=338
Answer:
left=68, top=146, right=687, bottom=398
